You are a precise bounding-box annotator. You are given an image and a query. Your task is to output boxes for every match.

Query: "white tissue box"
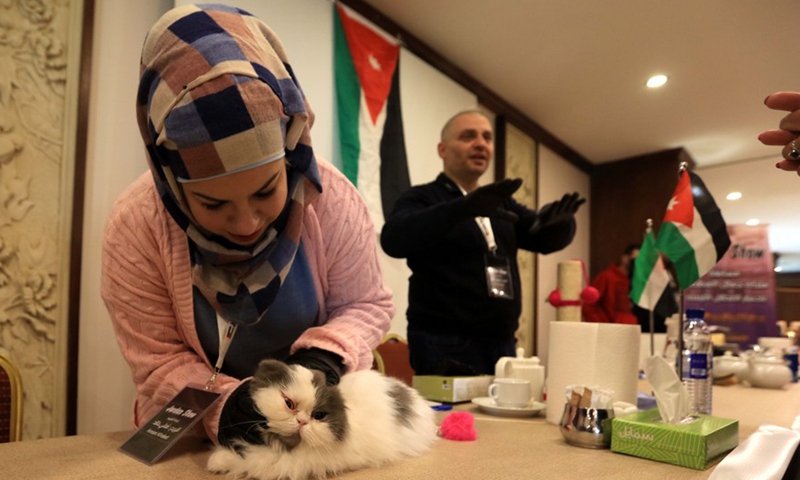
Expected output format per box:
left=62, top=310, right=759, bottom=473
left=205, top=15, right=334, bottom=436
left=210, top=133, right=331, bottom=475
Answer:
left=412, top=375, right=493, bottom=403
left=611, top=409, right=739, bottom=470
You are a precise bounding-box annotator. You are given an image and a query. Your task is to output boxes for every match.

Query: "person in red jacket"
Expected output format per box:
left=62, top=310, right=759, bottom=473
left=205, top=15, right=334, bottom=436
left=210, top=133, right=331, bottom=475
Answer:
left=582, top=244, right=640, bottom=325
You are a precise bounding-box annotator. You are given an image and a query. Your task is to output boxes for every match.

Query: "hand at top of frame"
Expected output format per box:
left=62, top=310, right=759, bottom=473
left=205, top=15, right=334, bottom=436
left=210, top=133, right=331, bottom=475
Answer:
left=760, top=92, right=800, bottom=176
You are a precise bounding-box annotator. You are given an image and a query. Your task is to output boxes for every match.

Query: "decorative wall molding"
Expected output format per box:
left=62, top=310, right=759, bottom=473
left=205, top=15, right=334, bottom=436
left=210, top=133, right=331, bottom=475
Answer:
left=505, top=123, right=537, bottom=356
left=0, top=0, right=85, bottom=439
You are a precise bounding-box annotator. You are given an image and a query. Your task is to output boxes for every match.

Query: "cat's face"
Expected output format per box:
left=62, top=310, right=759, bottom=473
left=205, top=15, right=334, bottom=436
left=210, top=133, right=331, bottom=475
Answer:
left=250, top=360, right=348, bottom=450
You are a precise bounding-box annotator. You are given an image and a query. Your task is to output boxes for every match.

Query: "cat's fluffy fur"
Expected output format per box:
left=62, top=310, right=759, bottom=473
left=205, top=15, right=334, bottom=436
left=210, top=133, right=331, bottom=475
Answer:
left=207, top=360, right=438, bottom=480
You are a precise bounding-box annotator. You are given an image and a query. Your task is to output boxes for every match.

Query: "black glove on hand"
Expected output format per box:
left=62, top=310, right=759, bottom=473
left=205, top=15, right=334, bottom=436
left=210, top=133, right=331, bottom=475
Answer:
left=462, top=178, right=523, bottom=222
left=217, top=380, right=267, bottom=451
left=529, top=192, right=586, bottom=235
left=285, top=348, right=344, bottom=386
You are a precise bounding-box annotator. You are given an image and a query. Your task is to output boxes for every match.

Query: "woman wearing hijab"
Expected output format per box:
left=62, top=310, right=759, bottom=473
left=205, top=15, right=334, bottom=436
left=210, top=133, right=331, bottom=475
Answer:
left=101, top=4, right=392, bottom=447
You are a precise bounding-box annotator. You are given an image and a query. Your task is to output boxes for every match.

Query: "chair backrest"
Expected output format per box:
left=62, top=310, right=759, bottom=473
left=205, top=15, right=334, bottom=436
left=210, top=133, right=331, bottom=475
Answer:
left=372, top=349, right=386, bottom=374
left=0, top=351, right=23, bottom=442
left=374, top=333, right=415, bottom=386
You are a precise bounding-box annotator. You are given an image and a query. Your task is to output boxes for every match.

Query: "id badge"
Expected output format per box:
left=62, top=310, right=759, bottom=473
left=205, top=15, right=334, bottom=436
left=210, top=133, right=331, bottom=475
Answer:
left=119, top=385, right=221, bottom=465
left=485, top=252, right=514, bottom=300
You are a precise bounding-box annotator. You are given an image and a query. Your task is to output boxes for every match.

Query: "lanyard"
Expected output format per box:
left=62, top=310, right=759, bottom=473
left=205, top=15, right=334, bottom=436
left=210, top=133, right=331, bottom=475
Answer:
left=456, top=183, right=498, bottom=253
left=475, top=216, right=498, bottom=253
left=205, top=317, right=238, bottom=389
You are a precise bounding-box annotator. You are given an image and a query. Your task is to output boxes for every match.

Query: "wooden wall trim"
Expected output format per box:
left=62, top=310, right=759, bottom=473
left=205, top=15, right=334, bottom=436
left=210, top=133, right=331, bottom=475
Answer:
left=588, top=147, right=695, bottom=279
left=67, top=0, right=95, bottom=436
left=494, top=115, right=507, bottom=179
left=777, top=273, right=800, bottom=288
left=337, top=0, right=592, bottom=174
left=601, top=147, right=696, bottom=174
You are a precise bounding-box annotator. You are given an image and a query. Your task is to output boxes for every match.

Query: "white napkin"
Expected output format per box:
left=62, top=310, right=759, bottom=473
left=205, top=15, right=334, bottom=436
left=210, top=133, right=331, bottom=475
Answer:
left=612, top=401, right=638, bottom=418
left=645, top=355, right=689, bottom=424
left=709, top=420, right=800, bottom=480
left=564, top=385, right=614, bottom=409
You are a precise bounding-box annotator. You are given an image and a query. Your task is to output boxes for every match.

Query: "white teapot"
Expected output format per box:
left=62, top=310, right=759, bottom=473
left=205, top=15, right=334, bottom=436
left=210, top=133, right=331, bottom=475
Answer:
left=747, top=355, right=793, bottom=389
left=495, top=347, right=545, bottom=402
left=713, top=351, right=748, bottom=381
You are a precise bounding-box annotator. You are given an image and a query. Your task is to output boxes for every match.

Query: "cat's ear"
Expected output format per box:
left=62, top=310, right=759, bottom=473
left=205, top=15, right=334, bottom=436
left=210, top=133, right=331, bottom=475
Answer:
left=252, top=359, right=292, bottom=388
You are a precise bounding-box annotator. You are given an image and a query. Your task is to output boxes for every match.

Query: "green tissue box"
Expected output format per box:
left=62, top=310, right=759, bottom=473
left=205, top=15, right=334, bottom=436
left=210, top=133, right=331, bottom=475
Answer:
left=611, top=409, right=738, bottom=470
left=412, top=375, right=493, bottom=403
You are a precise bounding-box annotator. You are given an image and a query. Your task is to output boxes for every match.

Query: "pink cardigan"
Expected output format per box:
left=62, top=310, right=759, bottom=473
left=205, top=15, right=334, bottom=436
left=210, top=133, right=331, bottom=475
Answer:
left=101, top=159, right=393, bottom=440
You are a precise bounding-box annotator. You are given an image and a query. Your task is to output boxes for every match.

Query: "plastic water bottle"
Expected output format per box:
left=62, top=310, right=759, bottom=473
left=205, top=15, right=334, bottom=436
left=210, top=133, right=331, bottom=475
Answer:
left=681, top=308, right=713, bottom=415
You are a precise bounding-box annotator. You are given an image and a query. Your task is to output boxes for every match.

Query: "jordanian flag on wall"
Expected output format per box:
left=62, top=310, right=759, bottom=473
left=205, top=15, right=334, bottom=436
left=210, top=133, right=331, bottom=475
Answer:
left=630, top=226, right=679, bottom=318
left=655, top=168, right=731, bottom=290
left=334, top=5, right=410, bottom=227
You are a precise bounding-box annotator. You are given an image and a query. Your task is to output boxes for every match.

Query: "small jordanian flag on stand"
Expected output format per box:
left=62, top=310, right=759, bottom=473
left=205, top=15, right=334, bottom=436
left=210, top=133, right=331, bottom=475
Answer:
left=334, top=5, right=410, bottom=227
left=655, top=167, right=731, bottom=290
left=630, top=222, right=679, bottom=318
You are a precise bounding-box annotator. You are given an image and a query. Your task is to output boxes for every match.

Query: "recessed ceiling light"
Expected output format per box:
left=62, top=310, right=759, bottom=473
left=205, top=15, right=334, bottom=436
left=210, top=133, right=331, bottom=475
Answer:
left=646, top=75, right=668, bottom=88
left=726, top=192, right=742, bottom=201
left=746, top=219, right=759, bottom=226
left=775, top=266, right=783, bottom=273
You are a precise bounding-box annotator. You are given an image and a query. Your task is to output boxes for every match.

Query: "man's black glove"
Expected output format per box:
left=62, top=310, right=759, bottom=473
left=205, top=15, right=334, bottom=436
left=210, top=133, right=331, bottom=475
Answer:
left=529, top=192, right=586, bottom=235
left=285, top=348, right=344, bottom=386
left=217, top=380, right=267, bottom=451
left=462, top=178, right=523, bottom=222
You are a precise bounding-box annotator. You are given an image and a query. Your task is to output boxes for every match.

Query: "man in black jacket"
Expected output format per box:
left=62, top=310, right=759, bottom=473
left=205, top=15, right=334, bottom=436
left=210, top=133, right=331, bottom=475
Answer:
left=380, top=110, right=584, bottom=375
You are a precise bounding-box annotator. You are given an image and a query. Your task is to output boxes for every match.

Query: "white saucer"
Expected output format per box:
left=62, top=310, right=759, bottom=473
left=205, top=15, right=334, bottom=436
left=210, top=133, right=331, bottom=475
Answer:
left=471, top=397, right=545, bottom=418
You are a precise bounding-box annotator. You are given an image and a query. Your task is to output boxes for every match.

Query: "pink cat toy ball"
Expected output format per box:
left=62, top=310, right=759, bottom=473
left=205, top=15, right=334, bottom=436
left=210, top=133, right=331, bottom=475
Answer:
left=439, top=411, right=477, bottom=441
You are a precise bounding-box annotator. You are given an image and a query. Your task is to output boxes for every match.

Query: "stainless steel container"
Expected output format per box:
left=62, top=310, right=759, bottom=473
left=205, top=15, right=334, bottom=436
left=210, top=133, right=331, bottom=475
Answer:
left=558, top=404, right=614, bottom=449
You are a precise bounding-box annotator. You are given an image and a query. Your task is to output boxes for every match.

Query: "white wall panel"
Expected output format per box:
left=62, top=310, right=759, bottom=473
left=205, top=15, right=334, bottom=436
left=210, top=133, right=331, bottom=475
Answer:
left=535, top=146, right=591, bottom=371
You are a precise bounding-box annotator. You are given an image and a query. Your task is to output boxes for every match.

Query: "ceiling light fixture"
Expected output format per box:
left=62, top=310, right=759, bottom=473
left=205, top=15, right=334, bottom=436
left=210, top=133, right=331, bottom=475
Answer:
left=646, top=74, right=668, bottom=88
left=746, top=219, right=759, bottom=226
left=726, top=192, right=742, bottom=201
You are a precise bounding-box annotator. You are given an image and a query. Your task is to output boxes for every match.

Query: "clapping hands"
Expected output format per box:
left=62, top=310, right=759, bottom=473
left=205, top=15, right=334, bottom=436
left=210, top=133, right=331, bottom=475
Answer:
left=463, top=178, right=523, bottom=222
left=529, top=192, right=585, bottom=235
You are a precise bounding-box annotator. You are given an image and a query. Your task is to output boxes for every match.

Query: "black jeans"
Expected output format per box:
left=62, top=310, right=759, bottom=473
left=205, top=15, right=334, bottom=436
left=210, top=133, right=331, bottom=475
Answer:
left=407, top=327, right=516, bottom=376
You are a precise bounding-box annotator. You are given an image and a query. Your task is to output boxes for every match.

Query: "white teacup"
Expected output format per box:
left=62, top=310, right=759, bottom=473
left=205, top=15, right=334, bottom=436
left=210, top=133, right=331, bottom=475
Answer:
left=488, top=378, right=531, bottom=408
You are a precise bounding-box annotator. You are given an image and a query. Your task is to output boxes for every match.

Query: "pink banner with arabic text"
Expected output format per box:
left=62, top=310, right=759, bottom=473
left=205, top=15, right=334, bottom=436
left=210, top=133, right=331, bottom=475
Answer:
left=684, top=224, right=779, bottom=349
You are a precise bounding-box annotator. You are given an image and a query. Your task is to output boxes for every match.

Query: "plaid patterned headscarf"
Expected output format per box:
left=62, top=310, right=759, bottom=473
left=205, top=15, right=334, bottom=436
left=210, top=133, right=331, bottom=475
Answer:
left=136, top=4, right=322, bottom=326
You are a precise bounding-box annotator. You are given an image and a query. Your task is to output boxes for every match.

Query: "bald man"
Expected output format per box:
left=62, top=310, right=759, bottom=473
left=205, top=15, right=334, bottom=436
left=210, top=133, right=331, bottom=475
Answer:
left=380, top=110, right=584, bottom=375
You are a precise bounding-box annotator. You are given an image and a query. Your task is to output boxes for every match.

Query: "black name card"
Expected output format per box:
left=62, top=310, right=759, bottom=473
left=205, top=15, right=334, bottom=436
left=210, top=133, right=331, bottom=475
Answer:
left=119, top=385, right=221, bottom=465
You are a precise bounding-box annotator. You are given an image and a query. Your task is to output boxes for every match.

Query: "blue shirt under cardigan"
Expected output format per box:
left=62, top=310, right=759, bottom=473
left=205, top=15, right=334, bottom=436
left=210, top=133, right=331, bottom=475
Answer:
left=194, top=243, right=319, bottom=379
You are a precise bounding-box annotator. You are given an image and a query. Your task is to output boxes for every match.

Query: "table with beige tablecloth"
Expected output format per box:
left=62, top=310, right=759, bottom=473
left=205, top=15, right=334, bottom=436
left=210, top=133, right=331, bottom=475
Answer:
left=1, top=381, right=798, bottom=480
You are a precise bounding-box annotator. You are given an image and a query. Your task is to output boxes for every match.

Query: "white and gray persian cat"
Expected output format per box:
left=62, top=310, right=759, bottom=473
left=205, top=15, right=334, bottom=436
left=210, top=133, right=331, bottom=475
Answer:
left=207, top=359, right=438, bottom=480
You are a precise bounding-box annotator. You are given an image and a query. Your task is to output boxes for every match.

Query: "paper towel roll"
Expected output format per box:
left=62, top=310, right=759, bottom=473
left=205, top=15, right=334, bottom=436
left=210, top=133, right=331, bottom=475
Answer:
left=545, top=322, right=641, bottom=424
left=556, top=260, right=582, bottom=322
